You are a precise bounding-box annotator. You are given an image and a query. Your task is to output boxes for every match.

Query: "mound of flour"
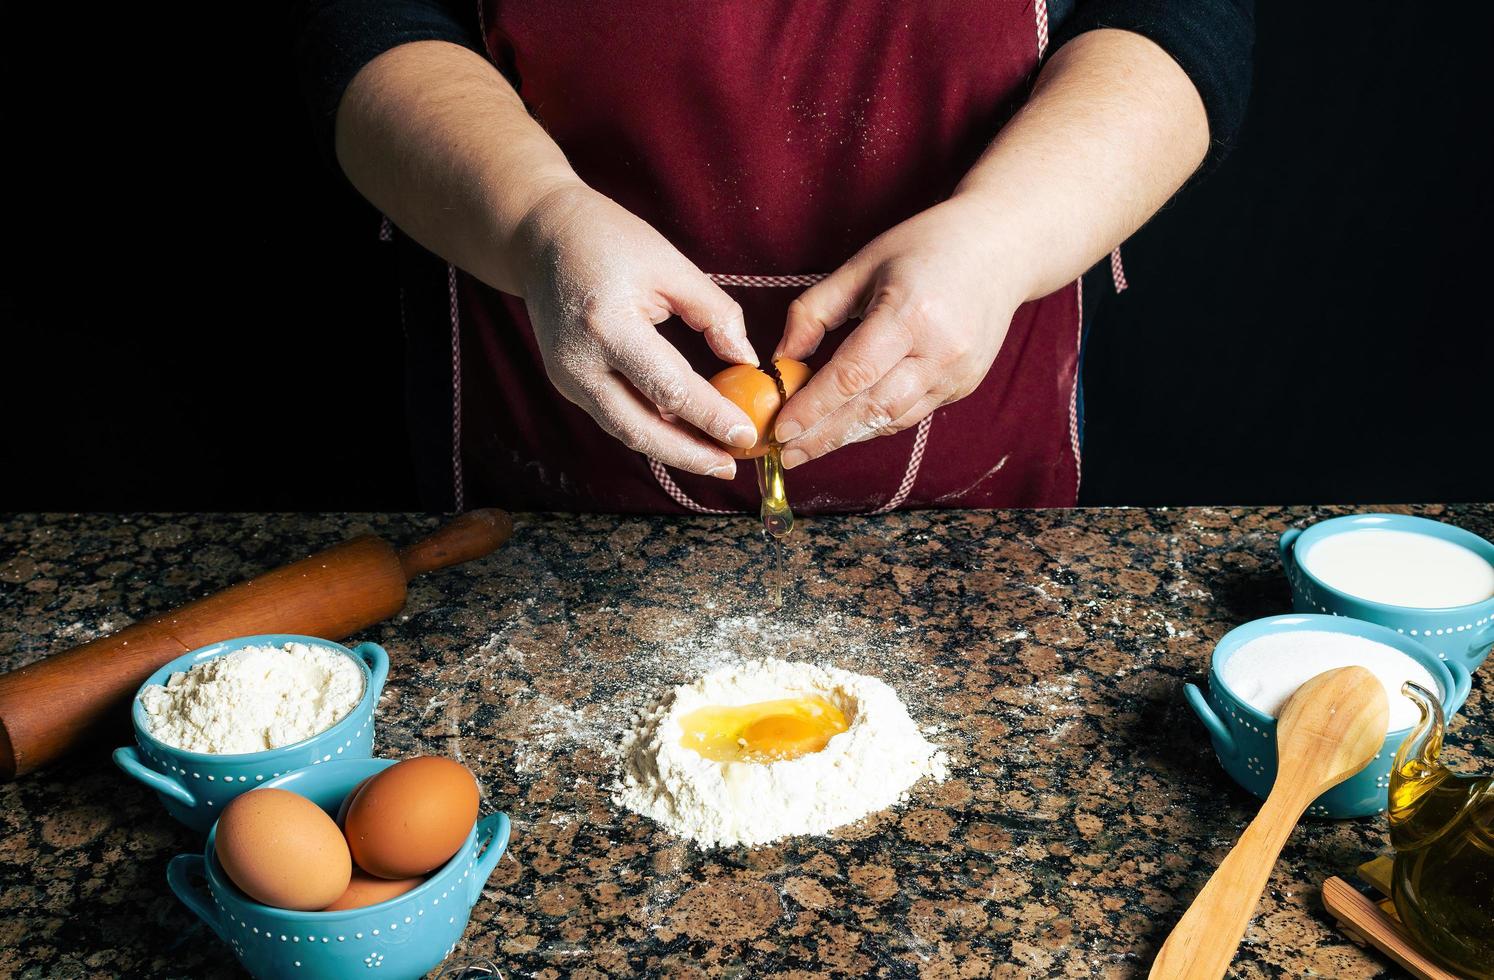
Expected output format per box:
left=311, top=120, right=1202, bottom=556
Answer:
left=615, top=659, right=947, bottom=848
left=140, top=642, right=364, bottom=754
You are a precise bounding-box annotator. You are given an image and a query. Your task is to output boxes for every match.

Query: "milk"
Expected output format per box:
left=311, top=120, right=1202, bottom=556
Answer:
left=1301, top=528, right=1494, bottom=609
left=1220, top=630, right=1438, bottom=731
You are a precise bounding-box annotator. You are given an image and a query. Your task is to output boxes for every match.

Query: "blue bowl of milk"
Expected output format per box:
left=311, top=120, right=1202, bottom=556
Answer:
left=1279, top=513, right=1494, bottom=671
left=1185, top=614, right=1471, bottom=818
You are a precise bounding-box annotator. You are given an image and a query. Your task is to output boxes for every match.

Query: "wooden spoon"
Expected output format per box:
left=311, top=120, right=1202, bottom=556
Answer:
left=1150, top=666, right=1389, bottom=980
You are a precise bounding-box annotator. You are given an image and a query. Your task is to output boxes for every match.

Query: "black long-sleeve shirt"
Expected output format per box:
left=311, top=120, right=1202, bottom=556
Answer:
left=294, top=0, right=1253, bottom=168
left=291, top=0, right=1254, bottom=510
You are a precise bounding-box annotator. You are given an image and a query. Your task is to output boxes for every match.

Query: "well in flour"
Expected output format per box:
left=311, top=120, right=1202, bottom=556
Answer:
left=615, top=658, right=947, bottom=848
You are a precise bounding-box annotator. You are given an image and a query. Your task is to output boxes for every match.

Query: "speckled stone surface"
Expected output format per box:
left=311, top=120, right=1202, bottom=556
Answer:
left=0, top=506, right=1489, bottom=979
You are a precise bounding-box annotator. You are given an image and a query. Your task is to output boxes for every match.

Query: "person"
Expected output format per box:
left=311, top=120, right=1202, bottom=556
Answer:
left=295, top=1, right=1253, bottom=513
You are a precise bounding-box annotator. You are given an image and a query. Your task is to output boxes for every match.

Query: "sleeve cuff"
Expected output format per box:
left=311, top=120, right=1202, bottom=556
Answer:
left=292, top=0, right=484, bottom=169
left=1053, top=0, right=1255, bottom=168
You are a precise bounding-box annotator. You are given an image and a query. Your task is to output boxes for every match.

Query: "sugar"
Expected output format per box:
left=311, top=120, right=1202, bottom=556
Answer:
left=1218, top=630, right=1438, bottom=732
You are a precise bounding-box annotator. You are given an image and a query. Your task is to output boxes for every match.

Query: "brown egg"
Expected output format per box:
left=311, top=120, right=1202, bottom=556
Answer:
left=335, top=775, right=374, bottom=829
left=321, top=867, right=426, bottom=911
left=344, top=756, right=479, bottom=879
left=215, top=788, right=351, bottom=911
left=708, top=358, right=813, bottom=458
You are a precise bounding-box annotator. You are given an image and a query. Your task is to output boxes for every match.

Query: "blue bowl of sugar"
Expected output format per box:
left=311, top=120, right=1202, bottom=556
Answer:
left=1185, top=614, right=1471, bottom=818
left=1279, top=513, right=1494, bottom=671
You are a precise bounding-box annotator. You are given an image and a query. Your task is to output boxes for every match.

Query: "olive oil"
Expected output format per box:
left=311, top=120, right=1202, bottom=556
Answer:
left=1388, top=682, right=1494, bottom=980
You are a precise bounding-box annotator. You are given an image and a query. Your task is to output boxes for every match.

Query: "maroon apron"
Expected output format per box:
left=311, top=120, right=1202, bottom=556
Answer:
left=457, top=0, right=1083, bottom=513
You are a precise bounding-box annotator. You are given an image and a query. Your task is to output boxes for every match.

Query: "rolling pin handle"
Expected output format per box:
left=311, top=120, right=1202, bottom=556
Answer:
left=167, top=854, right=227, bottom=941
left=113, top=746, right=197, bottom=808
left=469, top=811, right=512, bottom=907
left=352, top=642, right=391, bottom=701
left=398, top=509, right=514, bottom=580
left=1184, top=683, right=1238, bottom=760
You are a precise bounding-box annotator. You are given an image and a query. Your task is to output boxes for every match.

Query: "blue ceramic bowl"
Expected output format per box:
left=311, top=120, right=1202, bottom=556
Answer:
left=114, top=634, right=389, bottom=831
left=1280, top=513, right=1494, bottom=671
left=167, top=758, right=511, bottom=980
left=1185, top=614, right=1472, bottom=818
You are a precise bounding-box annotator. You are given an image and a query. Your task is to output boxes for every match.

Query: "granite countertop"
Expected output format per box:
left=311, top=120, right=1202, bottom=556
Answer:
left=1, top=506, right=1489, bottom=978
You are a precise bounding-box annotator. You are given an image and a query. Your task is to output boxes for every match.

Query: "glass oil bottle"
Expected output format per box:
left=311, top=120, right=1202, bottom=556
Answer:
left=1387, top=681, right=1493, bottom=980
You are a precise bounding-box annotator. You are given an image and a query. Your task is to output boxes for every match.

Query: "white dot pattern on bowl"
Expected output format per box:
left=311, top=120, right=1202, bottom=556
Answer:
left=208, top=852, right=482, bottom=972
left=140, top=723, right=370, bottom=795
left=1210, top=683, right=1401, bottom=818
left=1298, top=575, right=1493, bottom=648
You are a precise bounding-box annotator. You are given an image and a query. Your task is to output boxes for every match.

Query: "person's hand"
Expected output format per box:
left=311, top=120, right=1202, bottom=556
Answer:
left=515, top=182, right=760, bottom=477
left=771, top=195, right=1034, bottom=468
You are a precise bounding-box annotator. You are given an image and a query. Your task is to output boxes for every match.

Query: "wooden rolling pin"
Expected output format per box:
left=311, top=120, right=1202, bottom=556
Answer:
left=0, top=510, right=513, bottom=780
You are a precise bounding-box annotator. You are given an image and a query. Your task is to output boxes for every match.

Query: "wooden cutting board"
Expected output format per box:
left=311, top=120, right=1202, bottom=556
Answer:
left=1321, top=857, right=1460, bottom=980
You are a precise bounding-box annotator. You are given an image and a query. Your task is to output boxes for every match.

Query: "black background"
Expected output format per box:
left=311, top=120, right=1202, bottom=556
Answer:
left=2, top=2, right=1491, bottom=511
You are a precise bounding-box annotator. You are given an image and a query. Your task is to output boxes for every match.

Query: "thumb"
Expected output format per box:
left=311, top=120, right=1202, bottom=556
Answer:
left=662, top=270, right=758, bottom=366
left=775, top=260, right=874, bottom=361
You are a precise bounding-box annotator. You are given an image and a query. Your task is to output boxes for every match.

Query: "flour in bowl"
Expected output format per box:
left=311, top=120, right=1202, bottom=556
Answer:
left=140, top=642, right=364, bottom=754
left=615, top=658, right=947, bottom=848
left=1219, top=631, right=1438, bottom=732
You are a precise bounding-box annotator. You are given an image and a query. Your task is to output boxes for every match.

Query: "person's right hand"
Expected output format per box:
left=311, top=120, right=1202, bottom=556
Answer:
left=514, top=182, right=760, bottom=478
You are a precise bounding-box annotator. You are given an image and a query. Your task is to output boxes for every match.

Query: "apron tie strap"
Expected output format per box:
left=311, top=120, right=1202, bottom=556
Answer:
left=1109, top=246, right=1129, bottom=293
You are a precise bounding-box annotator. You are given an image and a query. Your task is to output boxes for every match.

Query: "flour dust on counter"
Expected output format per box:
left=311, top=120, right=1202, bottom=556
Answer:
left=444, top=601, right=954, bottom=841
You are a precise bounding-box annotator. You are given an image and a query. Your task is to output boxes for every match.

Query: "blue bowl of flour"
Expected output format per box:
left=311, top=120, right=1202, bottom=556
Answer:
left=113, top=634, right=389, bottom=831
left=1185, top=614, right=1471, bottom=818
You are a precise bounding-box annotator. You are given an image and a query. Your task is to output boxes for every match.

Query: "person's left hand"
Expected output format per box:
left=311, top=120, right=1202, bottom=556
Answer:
left=772, top=195, right=1035, bottom=468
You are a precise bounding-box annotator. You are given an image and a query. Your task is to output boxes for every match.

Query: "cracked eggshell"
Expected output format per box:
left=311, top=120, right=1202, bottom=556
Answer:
left=709, top=358, right=812, bottom=458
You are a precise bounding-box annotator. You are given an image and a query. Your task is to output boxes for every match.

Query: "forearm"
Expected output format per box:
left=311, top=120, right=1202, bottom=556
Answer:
left=954, top=29, right=1210, bottom=303
left=334, top=40, right=579, bottom=296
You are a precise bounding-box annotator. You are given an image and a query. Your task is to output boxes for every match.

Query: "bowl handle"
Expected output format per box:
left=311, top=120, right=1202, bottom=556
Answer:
left=1443, top=657, right=1473, bottom=712
left=167, top=854, right=227, bottom=941
left=113, top=746, right=197, bottom=808
left=353, top=642, right=390, bottom=699
left=1463, top=621, right=1494, bottom=661
left=1277, top=527, right=1303, bottom=572
left=1184, top=683, right=1238, bottom=760
left=468, top=811, right=512, bottom=907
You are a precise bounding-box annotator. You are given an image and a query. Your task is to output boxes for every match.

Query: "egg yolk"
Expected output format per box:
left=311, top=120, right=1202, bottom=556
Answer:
left=677, top=695, right=849, bottom=763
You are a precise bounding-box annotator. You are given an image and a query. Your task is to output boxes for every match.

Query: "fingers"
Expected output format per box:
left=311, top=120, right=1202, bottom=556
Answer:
left=586, top=373, right=741, bottom=478
left=772, top=302, right=913, bottom=443
left=661, top=270, right=758, bottom=366
left=596, top=326, right=758, bottom=450
left=778, top=359, right=934, bottom=468
left=774, top=262, right=872, bottom=362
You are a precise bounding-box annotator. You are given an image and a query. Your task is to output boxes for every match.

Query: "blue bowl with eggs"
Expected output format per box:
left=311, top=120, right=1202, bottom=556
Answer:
left=1185, top=614, right=1471, bottom=818
left=113, top=634, right=389, bottom=832
left=167, top=758, right=511, bottom=980
left=1280, top=513, right=1494, bottom=671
